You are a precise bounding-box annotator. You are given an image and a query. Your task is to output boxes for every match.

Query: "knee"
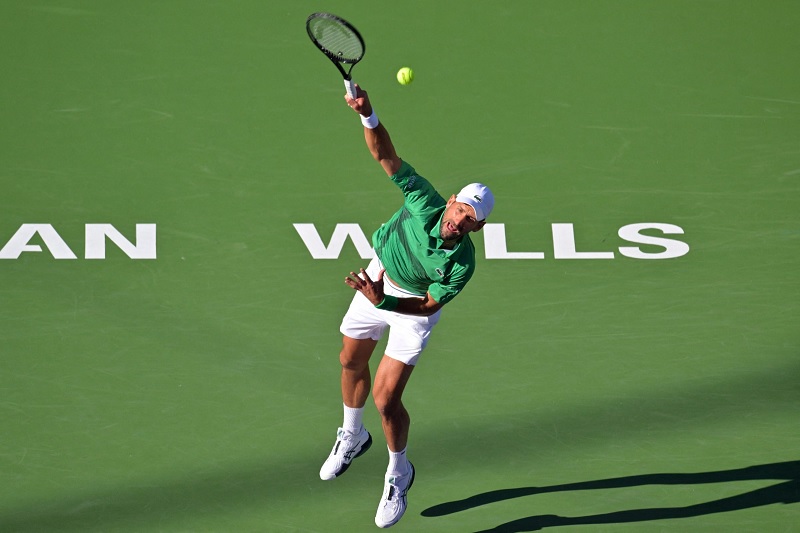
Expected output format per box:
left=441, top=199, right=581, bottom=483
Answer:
left=373, top=388, right=403, bottom=418
left=339, top=337, right=376, bottom=372
left=339, top=348, right=365, bottom=372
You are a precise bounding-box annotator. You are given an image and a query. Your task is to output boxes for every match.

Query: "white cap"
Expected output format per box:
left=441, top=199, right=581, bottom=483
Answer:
left=455, top=183, right=494, bottom=221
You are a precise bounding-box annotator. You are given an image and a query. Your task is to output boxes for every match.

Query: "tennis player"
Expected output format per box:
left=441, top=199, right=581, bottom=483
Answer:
left=319, top=84, right=494, bottom=528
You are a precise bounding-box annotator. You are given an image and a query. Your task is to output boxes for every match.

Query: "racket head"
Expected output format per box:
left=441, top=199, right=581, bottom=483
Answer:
left=306, top=12, right=365, bottom=66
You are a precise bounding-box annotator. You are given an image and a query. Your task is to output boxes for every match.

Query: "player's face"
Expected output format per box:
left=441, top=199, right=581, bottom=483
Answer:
left=440, top=196, right=485, bottom=243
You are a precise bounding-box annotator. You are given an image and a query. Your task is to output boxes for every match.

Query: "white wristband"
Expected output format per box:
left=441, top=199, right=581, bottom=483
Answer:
left=360, top=109, right=379, bottom=129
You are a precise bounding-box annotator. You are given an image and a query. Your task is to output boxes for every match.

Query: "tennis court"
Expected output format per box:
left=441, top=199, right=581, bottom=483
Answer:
left=1, top=1, right=798, bottom=531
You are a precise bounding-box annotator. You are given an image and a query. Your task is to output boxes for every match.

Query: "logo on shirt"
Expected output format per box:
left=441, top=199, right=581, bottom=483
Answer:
left=403, top=175, right=417, bottom=192
left=435, top=267, right=444, bottom=278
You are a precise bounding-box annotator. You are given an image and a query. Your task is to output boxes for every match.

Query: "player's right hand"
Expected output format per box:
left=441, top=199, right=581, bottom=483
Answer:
left=345, top=84, right=373, bottom=118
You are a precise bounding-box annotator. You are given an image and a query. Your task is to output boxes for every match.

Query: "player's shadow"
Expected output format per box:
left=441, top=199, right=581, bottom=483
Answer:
left=421, top=460, right=800, bottom=532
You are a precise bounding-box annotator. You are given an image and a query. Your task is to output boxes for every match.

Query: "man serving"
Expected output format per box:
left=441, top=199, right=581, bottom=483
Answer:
left=319, top=83, right=495, bottom=529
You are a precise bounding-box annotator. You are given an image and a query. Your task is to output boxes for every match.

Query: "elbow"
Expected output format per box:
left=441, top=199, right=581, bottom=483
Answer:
left=416, top=293, right=444, bottom=316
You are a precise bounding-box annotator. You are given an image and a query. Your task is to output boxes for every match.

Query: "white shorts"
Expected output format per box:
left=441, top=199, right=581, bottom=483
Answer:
left=339, top=257, right=442, bottom=366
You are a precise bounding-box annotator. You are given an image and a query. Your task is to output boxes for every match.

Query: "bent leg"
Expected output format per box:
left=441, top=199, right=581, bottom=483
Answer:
left=372, top=355, right=415, bottom=452
left=340, top=335, right=378, bottom=408
left=319, top=336, right=377, bottom=481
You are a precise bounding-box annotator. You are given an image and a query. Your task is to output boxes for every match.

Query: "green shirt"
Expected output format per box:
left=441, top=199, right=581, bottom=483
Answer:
left=372, top=161, right=477, bottom=305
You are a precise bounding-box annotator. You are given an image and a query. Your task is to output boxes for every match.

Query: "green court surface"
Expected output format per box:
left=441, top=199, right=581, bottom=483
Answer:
left=1, top=1, right=798, bottom=531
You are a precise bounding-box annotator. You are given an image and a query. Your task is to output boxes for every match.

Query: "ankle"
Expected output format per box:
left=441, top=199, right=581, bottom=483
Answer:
left=342, top=404, right=364, bottom=434
left=386, top=446, right=409, bottom=476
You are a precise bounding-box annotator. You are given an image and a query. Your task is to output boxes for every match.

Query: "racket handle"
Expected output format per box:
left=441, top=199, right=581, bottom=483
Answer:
left=344, top=78, right=357, bottom=99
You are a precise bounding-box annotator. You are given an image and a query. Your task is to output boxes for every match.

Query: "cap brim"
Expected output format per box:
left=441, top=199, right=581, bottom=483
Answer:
left=455, top=195, right=484, bottom=221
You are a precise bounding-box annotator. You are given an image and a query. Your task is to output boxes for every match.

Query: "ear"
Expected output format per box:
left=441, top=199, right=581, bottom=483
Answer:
left=472, top=220, right=486, bottom=232
left=446, top=194, right=457, bottom=207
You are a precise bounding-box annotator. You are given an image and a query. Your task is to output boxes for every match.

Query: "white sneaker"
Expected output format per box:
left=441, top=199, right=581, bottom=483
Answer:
left=319, top=426, right=372, bottom=480
left=375, top=463, right=415, bottom=528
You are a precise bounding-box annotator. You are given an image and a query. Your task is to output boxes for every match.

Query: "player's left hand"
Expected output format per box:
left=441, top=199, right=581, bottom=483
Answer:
left=345, top=267, right=385, bottom=305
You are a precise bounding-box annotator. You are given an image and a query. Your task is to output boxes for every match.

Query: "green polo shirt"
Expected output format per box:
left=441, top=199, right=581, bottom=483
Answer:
left=372, top=160, right=477, bottom=305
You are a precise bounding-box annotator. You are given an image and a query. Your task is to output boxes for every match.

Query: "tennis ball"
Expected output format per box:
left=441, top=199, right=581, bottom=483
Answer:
left=396, top=67, right=414, bottom=85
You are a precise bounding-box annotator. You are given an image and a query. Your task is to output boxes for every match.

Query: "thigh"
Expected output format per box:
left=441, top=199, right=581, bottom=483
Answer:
left=340, top=335, right=379, bottom=369
left=340, top=291, right=389, bottom=342
left=384, top=310, right=441, bottom=366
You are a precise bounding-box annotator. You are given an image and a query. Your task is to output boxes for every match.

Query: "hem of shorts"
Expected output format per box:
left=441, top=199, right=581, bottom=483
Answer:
left=384, top=351, right=419, bottom=366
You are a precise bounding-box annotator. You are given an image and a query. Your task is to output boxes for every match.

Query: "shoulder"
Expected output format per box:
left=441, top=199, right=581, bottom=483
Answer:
left=390, top=161, right=445, bottom=211
left=389, top=160, right=419, bottom=189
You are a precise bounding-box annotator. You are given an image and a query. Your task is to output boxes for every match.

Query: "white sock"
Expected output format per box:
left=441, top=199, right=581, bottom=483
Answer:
left=342, top=404, right=364, bottom=434
left=387, top=446, right=409, bottom=476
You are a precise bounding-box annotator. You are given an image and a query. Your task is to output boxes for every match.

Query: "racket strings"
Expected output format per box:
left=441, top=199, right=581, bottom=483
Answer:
left=309, top=19, right=363, bottom=62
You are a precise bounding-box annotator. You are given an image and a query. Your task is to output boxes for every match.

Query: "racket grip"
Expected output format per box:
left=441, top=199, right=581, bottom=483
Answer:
left=344, top=78, right=357, bottom=99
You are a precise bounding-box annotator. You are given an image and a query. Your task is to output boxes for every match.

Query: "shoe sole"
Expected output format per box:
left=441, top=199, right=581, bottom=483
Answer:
left=332, top=432, right=373, bottom=478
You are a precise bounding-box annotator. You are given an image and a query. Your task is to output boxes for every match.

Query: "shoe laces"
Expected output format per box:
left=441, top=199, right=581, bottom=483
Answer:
left=333, top=428, right=361, bottom=456
left=337, top=427, right=361, bottom=443
left=379, top=485, right=400, bottom=512
left=382, top=474, right=406, bottom=503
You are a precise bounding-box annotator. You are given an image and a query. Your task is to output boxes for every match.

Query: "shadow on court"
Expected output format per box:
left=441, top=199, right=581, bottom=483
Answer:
left=422, top=461, right=800, bottom=532
left=3, top=363, right=797, bottom=532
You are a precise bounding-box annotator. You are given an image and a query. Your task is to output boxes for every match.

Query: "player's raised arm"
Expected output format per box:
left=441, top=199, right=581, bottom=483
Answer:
left=345, top=85, right=402, bottom=176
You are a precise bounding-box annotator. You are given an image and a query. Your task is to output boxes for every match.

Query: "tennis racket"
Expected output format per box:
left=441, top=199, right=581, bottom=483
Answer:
left=306, top=12, right=365, bottom=99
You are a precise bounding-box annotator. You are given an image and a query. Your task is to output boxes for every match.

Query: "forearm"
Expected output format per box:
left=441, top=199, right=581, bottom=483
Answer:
left=346, top=85, right=402, bottom=175
left=378, top=294, right=444, bottom=317
left=365, top=123, right=395, bottom=161
left=363, top=120, right=402, bottom=176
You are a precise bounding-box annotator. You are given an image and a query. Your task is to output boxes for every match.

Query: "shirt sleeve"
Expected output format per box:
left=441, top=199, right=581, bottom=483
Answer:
left=427, top=260, right=475, bottom=305
left=389, top=161, right=441, bottom=216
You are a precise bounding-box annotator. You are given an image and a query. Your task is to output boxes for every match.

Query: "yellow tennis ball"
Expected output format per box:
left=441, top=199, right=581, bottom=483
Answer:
left=396, top=67, right=414, bottom=85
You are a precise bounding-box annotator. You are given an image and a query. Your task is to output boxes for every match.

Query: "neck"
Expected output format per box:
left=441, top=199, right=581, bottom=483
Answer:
left=441, top=238, right=458, bottom=250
